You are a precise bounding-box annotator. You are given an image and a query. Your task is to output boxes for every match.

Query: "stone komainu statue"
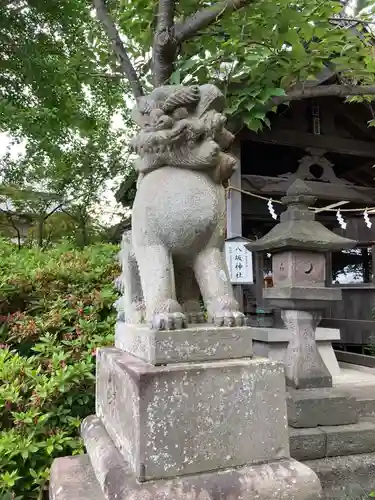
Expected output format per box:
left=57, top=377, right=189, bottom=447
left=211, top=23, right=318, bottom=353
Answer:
left=114, top=84, right=245, bottom=330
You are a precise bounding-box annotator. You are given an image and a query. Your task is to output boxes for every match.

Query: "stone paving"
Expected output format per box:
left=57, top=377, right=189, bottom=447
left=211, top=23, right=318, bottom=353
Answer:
left=334, top=363, right=375, bottom=387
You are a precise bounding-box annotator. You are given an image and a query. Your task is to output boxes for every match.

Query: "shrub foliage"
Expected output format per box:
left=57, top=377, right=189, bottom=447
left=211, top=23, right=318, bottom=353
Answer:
left=0, top=239, right=119, bottom=499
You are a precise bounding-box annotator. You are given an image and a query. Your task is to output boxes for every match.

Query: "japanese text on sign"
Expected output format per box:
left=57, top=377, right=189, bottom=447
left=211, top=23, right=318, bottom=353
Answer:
left=225, top=241, right=253, bottom=284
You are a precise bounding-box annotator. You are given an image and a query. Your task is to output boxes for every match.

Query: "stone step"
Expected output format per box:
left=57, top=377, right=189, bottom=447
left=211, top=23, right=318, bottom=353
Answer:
left=287, top=387, right=358, bottom=428
left=352, top=388, right=375, bottom=418
left=305, top=452, right=375, bottom=500
left=357, top=397, right=375, bottom=418
left=290, top=420, right=375, bottom=462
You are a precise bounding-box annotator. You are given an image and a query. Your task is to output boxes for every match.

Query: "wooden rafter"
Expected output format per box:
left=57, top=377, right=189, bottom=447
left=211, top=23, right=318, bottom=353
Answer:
left=340, top=161, right=375, bottom=187
left=241, top=129, right=375, bottom=158
left=331, top=102, right=375, bottom=141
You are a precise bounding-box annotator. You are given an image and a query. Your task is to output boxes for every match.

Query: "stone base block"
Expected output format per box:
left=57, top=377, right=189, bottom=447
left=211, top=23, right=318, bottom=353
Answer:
left=252, top=326, right=341, bottom=377
left=287, top=370, right=332, bottom=391
left=50, top=453, right=322, bottom=500
left=289, top=421, right=375, bottom=461
left=50, top=415, right=322, bottom=500
left=115, top=322, right=253, bottom=364
left=96, top=349, right=290, bottom=481
left=287, top=388, right=358, bottom=428
left=50, top=455, right=105, bottom=500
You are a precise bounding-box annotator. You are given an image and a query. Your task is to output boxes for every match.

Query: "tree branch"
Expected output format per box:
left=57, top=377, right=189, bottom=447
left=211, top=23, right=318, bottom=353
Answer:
left=271, top=84, right=375, bottom=106
left=175, top=0, right=252, bottom=42
left=92, top=0, right=144, bottom=98
left=0, top=208, right=24, bottom=249
left=44, top=202, right=65, bottom=221
left=329, top=16, right=375, bottom=25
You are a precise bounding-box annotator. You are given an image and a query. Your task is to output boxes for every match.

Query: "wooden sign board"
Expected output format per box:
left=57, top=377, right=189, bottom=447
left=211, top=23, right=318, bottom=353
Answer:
left=225, top=240, right=253, bottom=284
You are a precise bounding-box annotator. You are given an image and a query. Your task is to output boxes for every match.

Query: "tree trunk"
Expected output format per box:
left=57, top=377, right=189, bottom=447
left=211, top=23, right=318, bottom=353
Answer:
left=4, top=213, right=22, bottom=250
left=15, top=228, right=21, bottom=250
left=80, top=220, right=89, bottom=247
left=37, top=219, right=44, bottom=248
left=152, top=30, right=178, bottom=87
left=152, top=0, right=177, bottom=87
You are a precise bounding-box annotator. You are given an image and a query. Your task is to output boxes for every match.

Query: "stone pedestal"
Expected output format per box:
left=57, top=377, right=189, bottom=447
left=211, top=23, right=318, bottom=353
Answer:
left=251, top=326, right=341, bottom=377
left=282, top=309, right=332, bottom=389
left=50, top=324, right=322, bottom=499
left=115, top=322, right=254, bottom=364
left=263, top=285, right=342, bottom=390
left=96, top=347, right=292, bottom=480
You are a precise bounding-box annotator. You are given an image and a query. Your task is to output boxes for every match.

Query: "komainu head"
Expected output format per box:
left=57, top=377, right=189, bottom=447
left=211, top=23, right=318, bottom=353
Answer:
left=130, top=84, right=236, bottom=184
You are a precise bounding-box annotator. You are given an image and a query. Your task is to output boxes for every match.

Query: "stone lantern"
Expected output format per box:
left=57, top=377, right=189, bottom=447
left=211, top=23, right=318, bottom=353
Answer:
left=246, top=179, right=356, bottom=390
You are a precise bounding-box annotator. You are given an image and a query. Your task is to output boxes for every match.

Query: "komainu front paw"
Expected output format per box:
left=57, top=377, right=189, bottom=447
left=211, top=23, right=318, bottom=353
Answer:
left=213, top=310, right=245, bottom=327
left=151, top=299, right=187, bottom=330
left=151, top=312, right=188, bottom=330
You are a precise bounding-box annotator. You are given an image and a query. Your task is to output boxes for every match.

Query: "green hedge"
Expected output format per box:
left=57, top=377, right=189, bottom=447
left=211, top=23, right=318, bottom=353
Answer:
left=0, top=239, right=119, bottom=499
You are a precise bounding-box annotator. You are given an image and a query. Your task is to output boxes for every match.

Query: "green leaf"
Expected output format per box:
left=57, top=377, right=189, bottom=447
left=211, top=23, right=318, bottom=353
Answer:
left=170, top=70, right=181, bottom=85
left=252, top=111, right=267, bottom=120
left=244, top=117, right=263, bottom=132
left=263, top=116, right=271, bottom=128
left=268, top=88, right=286, bottom=97
left=245, top=102, right=256, bottom=112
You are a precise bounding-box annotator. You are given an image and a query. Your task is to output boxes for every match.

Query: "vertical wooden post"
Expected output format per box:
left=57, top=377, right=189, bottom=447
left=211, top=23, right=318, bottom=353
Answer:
left=324, top=253, right=333, bottom=324
left=363, top=247, right=370, bottom=283
left=371, top=246, right=375, bottom=284
left=226, top=141, right=243, bottom=311
left=325, top=252, right=333, bottom=287
left=255, top=252, right=264, bottom=309
left=226, top=142, right=242, bottom=238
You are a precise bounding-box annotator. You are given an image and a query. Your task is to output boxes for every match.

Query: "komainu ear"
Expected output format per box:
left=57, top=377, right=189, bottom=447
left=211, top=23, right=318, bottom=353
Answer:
left=162, top=85, right=200, bottom=114
left=195, top=84, right=225, bottom=117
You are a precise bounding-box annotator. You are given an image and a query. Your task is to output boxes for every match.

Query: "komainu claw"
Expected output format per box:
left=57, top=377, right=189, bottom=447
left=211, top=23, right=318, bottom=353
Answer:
left=152, top=312, right=188, bottom=331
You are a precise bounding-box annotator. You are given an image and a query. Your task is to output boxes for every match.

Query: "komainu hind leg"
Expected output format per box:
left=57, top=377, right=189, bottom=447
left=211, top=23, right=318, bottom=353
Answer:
left=175, top=263, right=206, bottom=324
left=116, top=231, right=145, bottom=324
